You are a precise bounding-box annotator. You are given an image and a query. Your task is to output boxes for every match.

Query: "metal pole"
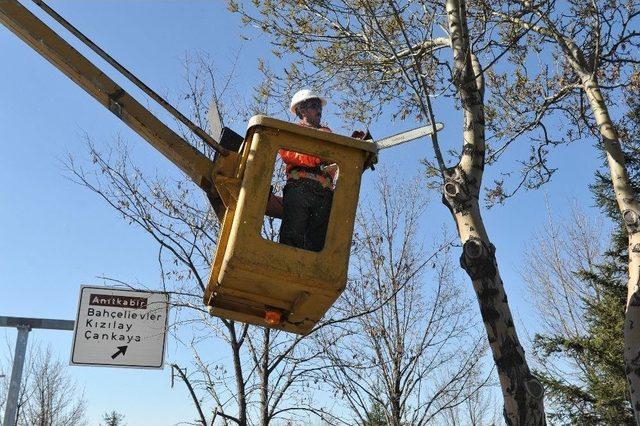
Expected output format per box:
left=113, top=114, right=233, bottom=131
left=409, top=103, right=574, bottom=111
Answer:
left=2, top=325, right=30, bottom=426
left=0, top=317, right=75, bottom=426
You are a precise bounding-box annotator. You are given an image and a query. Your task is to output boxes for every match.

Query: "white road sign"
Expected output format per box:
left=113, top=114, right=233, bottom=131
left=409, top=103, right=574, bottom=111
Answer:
left=71, top=286, right=169, bottom=369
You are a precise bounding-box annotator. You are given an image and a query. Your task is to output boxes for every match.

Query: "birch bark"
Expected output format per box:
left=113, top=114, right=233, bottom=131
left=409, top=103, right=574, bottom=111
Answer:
left=501, top=6, right=640, bottom=416
left=488, top=1, right=640, bottom=424
left=444, top=1, right=546, bottom=423
left=580, top=73, right=640, bottom=421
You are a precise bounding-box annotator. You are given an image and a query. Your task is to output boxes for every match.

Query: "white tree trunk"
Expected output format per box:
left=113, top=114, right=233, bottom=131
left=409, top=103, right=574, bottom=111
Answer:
left=582, top=74, right=640, bottom=422
left=445, top=1, right=546, bottom=423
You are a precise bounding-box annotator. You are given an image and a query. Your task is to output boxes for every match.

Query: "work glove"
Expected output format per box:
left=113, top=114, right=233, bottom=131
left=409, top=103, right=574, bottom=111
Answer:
left=352, top=130, right=377, bottom=171
left=351, top=130, right=372, bottom=140
left=320, top=163, right=339, bottom=175
left=364, top=152, right=378, bottom=171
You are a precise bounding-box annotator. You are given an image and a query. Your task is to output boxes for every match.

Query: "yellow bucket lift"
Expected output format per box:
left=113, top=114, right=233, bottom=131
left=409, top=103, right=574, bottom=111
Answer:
left=207, top=116, right=377, bottom=334
left=1, top=0, right=440, bottom=334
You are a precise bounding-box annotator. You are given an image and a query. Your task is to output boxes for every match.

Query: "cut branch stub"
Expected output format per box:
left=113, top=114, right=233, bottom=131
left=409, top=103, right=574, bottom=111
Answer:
left=525, top=378, right=545, bottom=400
left=460, top=237, right=497, bottom=281
left=463, top=237, right=483, bottom=259
left=628, top=292, right=640, bottom=308
left=442, top=167, right=475, bottom=214
left=444, top=180, right=461, bottom=198
left=627, top=350, right=640, bottom=374
left=623, top=209, right=640, bottom=233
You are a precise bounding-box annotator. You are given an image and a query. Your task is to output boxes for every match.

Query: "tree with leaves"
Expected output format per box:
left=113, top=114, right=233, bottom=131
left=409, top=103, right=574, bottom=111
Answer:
left=483, top=0, right=640, bottom=419
left=523, top=207, right=631, bottom=424
left=229, top=0, right=546, bottom=422
left=521, top=54, right=640, bottom=424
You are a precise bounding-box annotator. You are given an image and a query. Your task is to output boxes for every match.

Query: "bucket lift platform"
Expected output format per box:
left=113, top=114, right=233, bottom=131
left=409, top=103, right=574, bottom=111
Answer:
left=206, top=115, right=377, bottom=334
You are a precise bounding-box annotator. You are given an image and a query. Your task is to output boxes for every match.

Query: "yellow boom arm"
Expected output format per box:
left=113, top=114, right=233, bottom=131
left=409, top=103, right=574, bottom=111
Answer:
left=0, top=0, right=227, bottom=218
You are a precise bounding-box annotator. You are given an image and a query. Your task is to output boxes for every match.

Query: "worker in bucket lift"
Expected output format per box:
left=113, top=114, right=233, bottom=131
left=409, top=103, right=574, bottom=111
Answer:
left=278, top=89, right=369, bottom=252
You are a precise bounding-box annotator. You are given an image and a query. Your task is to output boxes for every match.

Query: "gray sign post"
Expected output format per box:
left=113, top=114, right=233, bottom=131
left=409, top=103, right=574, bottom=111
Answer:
left=0, top=316, right=75, bottom=426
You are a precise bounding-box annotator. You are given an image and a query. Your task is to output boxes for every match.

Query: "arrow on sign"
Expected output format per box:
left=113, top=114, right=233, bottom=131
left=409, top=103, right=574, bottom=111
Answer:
left=111, top=345, right=128, bottom=359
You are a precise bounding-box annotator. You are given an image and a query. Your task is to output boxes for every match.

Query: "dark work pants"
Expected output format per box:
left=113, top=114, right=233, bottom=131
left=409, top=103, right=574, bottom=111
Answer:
left=279, top=179, right=334, bottom=252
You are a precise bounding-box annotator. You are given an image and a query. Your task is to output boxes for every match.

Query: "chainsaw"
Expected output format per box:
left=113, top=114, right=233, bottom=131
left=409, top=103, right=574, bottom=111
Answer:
left=355, top=122, right=445, bottom=170
left=373, top=122, right=444, bottom=150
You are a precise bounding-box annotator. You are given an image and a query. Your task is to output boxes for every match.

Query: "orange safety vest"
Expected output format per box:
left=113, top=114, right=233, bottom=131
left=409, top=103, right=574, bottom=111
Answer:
left=279, top=124, right=336, bottom=189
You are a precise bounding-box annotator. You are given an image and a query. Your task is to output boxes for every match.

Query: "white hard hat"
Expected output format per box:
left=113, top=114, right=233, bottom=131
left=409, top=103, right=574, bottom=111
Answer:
left=289, top=89, right=327, bottom=114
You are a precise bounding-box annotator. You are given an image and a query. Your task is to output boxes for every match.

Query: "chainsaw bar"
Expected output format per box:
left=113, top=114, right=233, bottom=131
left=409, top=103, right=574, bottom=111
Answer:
left=375, top=123, right=444, bottom=150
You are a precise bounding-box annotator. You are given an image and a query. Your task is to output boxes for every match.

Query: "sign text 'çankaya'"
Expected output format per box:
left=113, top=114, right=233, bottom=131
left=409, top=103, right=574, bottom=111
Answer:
left=71, top=286, right=169, bottom=369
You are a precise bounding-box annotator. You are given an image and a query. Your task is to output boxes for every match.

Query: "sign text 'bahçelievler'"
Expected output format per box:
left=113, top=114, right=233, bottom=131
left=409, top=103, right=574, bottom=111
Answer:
left=71, top=286, right=169, bottom=369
